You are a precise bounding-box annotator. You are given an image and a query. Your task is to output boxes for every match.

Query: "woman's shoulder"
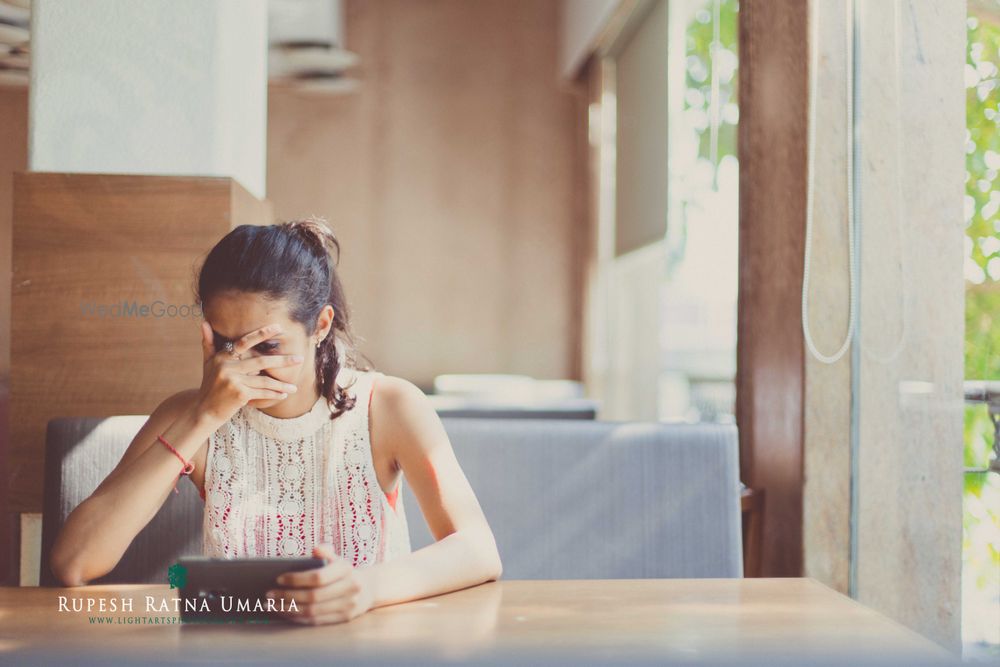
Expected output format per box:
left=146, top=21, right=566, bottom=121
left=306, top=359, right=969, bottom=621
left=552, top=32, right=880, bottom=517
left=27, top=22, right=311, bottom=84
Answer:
left=367, top=374, right=444, bottom=470
left=369, top=373, right=426, bottom=407
left=368, top=374, right=437, bottom=434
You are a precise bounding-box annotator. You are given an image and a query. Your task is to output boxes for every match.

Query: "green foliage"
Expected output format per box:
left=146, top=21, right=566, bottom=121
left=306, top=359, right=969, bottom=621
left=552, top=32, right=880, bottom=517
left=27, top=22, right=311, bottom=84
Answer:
left=964, top=9, right=999, bottom=650
left=965, top=13, right=1000, bottom=382
left=668, top=0, right=739, bottom=277
left=684, top=0, right=739, bottom=164
left=964, top=403, right=996, bottom=471
left=963, top=402, right=998, bottom=602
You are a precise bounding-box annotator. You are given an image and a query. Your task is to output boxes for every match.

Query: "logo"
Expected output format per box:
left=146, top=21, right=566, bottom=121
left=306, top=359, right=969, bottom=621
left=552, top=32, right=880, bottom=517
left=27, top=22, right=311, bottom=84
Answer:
left=167, top=562, right=188, bottom=590
left=78, top=300, right=203, bottom=319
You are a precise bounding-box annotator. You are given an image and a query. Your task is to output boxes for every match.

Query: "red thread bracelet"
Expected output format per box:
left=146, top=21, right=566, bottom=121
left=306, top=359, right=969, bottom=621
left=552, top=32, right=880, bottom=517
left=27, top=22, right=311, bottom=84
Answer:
left=157, top=434, right=195, bottom=495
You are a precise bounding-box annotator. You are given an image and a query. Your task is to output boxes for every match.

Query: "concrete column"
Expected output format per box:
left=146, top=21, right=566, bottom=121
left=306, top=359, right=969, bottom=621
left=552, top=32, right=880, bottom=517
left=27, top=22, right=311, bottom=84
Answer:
left=853, top=0, right=965, bottom=652
left=801, top=0, right=965, bottom=652
left=28, top=0, right=267, bottom=198
left=802, top=0, right=853, bottom=600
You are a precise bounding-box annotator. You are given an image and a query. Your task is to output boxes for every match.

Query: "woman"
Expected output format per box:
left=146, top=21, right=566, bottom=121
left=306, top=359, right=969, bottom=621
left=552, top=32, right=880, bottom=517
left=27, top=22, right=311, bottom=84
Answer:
left=50, top=218, right=502, bottom=625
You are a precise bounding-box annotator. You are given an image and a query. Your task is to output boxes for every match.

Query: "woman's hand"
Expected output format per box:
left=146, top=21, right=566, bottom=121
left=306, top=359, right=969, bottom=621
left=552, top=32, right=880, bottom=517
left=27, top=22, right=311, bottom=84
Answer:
left=195, top=321, right=303, bottom=426
left=267, top=543, right=376, bottom=625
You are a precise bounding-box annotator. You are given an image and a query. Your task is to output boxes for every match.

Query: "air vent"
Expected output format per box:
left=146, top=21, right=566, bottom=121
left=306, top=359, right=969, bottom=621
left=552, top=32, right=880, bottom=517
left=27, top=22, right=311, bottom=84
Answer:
left=268, top=0, right=360, bottom=95
left=0, top=0, right=361, bottom=93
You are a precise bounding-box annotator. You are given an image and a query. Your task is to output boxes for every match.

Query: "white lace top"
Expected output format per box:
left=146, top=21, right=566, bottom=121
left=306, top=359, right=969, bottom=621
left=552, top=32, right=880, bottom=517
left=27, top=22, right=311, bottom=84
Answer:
left=201, top=367, right=412, bottom=567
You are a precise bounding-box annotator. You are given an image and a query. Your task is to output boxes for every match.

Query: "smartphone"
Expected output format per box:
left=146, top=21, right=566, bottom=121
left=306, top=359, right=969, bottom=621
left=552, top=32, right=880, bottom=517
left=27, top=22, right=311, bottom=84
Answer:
left=174, top=556, right=325, bottom=623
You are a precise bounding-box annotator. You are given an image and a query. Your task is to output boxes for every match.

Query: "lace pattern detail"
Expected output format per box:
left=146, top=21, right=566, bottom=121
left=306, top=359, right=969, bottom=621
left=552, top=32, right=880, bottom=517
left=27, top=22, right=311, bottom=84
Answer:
left=202, top=368, right=412, bottom=566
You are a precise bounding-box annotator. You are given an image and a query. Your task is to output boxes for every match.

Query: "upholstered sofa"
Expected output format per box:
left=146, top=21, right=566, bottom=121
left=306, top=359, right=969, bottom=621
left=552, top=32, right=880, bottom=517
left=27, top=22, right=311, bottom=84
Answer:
left=40, top=416, right=742, bottom=585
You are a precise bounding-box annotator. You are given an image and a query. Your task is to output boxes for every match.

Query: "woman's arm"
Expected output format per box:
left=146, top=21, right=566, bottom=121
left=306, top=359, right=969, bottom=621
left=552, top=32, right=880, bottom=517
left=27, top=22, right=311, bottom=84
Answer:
left=50, top=321, right=302, bottom=586
left=361, top=375, right=502, bottom=608
left=48, top=390, right=215, bottom=587
left=270, top=376, right=501, bottom=624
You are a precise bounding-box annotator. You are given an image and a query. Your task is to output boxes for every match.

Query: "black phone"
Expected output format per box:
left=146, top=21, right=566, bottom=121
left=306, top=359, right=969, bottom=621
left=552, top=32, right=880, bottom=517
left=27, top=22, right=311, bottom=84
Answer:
left=174, top=556, right=325, bottom=624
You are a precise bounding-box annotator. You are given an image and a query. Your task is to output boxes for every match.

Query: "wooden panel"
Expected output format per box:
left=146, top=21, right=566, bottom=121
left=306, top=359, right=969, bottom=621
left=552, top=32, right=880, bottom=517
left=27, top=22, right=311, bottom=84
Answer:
left=8, top=173, right=270, bottom=515
left=735, top=0, right=808, bottom=577
left=0, top=87, right=29, bottom=586
left=266, top=0, right=580, bottom=387
left=0, top=88, right=28, bottom=380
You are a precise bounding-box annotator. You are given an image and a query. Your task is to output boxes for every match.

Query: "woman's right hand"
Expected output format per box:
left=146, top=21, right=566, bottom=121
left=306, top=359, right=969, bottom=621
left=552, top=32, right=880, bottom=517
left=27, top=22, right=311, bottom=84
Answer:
left=195, top=321, right=304, bottom=426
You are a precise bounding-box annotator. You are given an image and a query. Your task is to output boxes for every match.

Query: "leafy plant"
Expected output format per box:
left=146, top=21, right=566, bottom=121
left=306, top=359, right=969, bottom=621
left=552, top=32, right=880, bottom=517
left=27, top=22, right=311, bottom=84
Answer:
left=963, top=6, right=999, bottom=654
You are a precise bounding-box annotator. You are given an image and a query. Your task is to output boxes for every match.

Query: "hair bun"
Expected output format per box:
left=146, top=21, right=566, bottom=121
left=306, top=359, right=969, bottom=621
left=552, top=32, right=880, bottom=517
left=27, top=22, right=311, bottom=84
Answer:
left=285, top=216, right=341, bottom=266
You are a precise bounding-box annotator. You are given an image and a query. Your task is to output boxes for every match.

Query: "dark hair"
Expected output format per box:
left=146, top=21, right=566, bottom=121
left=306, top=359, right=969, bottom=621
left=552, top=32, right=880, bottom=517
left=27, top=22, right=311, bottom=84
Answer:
left=194, top=217, right=367, bottom=420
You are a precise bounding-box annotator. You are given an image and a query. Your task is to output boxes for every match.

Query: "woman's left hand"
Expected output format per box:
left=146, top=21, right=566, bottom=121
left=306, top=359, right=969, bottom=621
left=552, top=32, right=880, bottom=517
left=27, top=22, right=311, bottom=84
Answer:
left=268, top=544, right=375, bottom=625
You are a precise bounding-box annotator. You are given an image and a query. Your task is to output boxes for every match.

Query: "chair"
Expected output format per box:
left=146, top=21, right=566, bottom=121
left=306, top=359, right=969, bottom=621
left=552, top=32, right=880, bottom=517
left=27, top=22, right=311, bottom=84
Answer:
left=402, top=419, right=742, bottom=579
left=41, top=415, right=742, bottom=584
left=41, top=416, right=204, bottom=587
left=428, top=374, right=599, bottom=420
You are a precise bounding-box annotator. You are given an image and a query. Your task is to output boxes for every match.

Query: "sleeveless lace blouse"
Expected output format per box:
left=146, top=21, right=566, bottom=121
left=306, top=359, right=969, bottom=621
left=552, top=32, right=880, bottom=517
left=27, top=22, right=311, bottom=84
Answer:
left=200, top=367, right=412, bottom=567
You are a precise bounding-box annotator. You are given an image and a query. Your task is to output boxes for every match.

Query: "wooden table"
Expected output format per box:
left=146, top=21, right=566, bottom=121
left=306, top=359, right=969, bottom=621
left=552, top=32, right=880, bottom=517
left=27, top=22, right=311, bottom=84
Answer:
left=0, top=579, right=958, bottom=666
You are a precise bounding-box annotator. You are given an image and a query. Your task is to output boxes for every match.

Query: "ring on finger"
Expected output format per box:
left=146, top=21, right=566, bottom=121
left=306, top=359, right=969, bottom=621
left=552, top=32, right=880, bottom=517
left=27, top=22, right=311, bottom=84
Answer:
left=223, top=341, right=239, bottom=359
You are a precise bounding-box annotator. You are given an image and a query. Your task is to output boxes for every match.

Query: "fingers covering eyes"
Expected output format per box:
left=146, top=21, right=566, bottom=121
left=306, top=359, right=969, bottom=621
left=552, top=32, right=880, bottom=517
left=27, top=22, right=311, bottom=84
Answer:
left=231, top=324, right=282, bottom=355
left=234, top=354, right=303, bottom=372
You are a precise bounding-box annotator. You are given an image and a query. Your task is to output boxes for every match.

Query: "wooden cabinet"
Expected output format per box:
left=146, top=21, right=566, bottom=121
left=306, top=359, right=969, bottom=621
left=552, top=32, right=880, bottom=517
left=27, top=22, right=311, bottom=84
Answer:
left=8, top=173, right=271, bottom=514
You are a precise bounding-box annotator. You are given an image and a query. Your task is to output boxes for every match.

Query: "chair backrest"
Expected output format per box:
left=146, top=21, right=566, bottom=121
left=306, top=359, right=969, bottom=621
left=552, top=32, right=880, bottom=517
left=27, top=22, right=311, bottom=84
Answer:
left=403, top=419, right=742, bottom=579
left=42, top=416, right=742, bottom=585
left=432, top=406, right=597, bottom=420
left=41, top=416, right=204, bottom=586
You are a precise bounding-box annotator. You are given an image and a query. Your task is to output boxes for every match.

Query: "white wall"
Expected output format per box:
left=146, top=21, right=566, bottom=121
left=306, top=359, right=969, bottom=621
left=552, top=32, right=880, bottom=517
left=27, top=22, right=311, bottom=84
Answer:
left=29, top=0, right=267, bottom=199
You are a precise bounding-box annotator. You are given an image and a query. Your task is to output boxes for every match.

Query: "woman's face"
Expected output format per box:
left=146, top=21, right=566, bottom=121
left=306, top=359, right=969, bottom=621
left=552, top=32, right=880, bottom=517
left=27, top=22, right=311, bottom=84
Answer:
left=202, top=290, right=333, bottom=409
